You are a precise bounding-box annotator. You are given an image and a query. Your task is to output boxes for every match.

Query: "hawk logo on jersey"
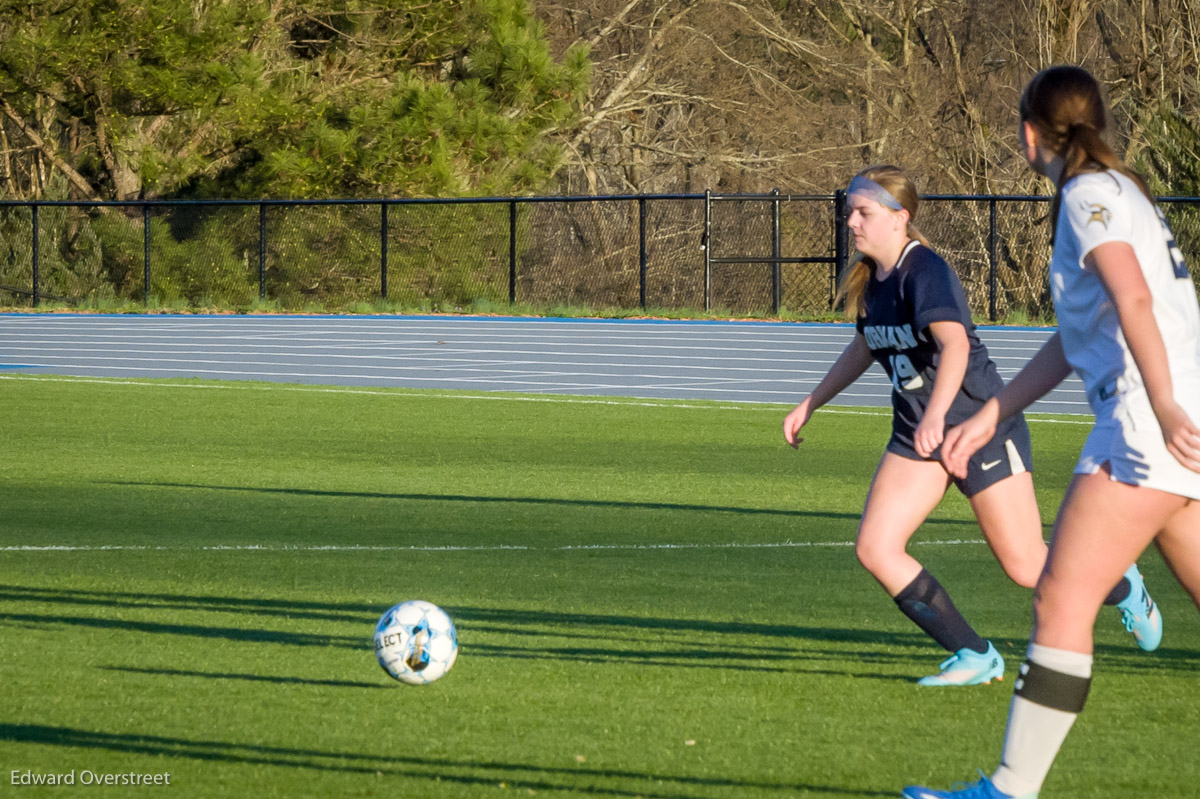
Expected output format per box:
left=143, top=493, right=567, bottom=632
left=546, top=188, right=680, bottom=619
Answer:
left=1085, top=202, right=1112, bottom=229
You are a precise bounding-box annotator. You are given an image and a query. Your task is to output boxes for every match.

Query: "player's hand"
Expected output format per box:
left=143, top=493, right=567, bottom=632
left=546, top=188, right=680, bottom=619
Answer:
left=1155, top=400, right=1200, bottom=473
left=913, top=411, right=945, bottom=458
left=942, top=400, right=1000, bottom=478
left=783, top=398, right=814, bottom=449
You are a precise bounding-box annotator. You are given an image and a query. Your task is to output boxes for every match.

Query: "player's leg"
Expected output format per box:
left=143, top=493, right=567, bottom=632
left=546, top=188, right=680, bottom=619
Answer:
left=855, top=451, right=950, bottom=594
left=1030, top=472, right=1181, bottom=649
left=1153, top=498, right=1200, bottom=611
left=967, top=471, right=1046, bottom=589
left=857, top=452, right=1000, bottom=685
left=964, top=426, right=1159, bottom=650
left=986, top=471, right=1186, bottom=798
left=903, top=471, right=1185, bottom=799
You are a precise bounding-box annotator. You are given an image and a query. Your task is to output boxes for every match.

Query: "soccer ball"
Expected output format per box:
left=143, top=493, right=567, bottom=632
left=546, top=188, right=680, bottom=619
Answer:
left=373, top=600, right=458, bottom=685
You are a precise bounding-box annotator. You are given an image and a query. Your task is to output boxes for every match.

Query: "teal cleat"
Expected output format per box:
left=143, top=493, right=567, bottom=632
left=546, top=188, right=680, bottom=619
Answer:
left=917, top=642, right=1004, bottom=686
left=902, top=771, right=1036, bottom=799
left=1117, top=564, right=1162, bottom=652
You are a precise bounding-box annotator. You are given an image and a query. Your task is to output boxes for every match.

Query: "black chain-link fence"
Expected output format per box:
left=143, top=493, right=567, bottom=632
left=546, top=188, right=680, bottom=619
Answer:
left=2, top=193, right=1198, bottom=320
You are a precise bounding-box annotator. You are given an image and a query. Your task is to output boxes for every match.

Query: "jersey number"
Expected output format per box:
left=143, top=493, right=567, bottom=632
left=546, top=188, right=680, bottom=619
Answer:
left=889, top=354, right=924, bottom=392
left=1157, top=208, right=1189, bottom=279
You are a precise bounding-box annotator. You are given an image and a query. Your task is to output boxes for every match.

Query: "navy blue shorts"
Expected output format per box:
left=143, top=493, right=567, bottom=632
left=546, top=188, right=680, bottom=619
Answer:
left=886, top=414, right=1033, bottom=497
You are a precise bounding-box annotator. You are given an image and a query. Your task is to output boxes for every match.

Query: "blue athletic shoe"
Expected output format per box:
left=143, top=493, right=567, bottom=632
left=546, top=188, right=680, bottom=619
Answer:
left=917, top=642, right=1004, bottom=686
left=1117, top=564, right=1162, bottom=652
left=902, top=771, right=1037, bottom=798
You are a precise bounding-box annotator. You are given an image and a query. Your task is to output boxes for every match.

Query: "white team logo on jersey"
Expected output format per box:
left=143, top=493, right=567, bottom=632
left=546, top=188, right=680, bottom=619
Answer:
left=1084, top=202, right=1112, bottom=229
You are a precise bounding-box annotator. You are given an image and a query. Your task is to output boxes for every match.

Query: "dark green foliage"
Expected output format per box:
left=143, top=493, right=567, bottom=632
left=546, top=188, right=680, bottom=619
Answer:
left=0, top=1, right=590, bottom=308
left=0, top=0, right=589, bottom=200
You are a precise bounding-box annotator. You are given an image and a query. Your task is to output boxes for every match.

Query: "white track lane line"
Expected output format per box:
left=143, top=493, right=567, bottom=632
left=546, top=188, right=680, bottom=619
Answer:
left=0, top=345, right=1075, bottom=389
left=0, top=362, right=890, bottom=394
left=0, top=349, right=901, bottom=384
left=0, top=317, right=1073, bottom=407
left=2, top=335, right=862, bottom=355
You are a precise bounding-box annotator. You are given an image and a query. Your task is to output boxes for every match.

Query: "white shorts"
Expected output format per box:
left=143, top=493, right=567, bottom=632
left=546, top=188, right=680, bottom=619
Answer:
left=1077, top=380, right=1200, bottom=500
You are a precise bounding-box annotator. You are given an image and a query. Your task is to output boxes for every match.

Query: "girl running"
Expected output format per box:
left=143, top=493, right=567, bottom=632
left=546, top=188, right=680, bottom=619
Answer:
left=903, top=65, right=1200, bottom=799
left=783, top=164, right=1159, bottom=688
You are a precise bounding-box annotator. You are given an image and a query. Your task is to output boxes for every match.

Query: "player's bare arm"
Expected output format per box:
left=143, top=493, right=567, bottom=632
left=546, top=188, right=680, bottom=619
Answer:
left=1089, top=241, right=1200, bottom=472
left=913, top=320, right=969, bottom=458
left=783, top=333, right=873, bottom=448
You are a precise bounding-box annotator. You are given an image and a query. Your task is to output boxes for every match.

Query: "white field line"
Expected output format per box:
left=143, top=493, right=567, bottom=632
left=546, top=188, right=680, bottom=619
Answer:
left=0, top=373, right=1093, bottom=420
left=2, top=539, right=992, bottom=553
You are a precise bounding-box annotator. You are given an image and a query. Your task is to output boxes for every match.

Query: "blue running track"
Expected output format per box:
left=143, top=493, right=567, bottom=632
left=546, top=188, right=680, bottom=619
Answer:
left=0, top=314, right=1087, bottom=414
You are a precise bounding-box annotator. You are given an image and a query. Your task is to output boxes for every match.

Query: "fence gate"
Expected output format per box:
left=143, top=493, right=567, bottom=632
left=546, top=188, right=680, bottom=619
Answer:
left=703, top=190, right=848, bottom=315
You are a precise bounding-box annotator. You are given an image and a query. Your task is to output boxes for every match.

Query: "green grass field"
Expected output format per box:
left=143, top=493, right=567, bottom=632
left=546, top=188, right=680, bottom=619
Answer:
left=1, top=374, right=1197, bottom=798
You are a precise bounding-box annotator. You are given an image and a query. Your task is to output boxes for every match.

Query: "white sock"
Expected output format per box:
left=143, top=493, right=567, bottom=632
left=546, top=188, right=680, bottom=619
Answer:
left=990, top=643, right=1093, bottom=797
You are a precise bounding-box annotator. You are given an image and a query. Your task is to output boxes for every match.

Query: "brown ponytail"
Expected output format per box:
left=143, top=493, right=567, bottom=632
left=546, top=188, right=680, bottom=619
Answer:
left=834, top=165, right=931, bottom=320
left=1019, top=66, right=1152, bottom=242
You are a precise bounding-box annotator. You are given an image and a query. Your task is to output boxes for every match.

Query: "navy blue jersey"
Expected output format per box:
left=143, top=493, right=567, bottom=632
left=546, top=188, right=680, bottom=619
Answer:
left=855, top=242, right=1009, bottom=452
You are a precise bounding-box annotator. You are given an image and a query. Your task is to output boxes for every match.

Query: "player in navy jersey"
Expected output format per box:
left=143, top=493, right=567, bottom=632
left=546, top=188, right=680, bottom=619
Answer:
left=782, top=164, right=1158, bottom=688
left=903, top=66, right=1200, bottom=799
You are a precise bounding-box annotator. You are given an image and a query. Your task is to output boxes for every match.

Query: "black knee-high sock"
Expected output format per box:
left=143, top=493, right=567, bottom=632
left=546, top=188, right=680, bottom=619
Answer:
left=1102, top=575, right=1131, bottom=606
left=893, top=569, right=988, bottom=654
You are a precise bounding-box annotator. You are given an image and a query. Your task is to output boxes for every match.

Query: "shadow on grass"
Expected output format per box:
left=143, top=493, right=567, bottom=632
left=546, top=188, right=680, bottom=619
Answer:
left=463, top=641, right=926, bottom=681
left=0, top=723, right=895, bottom=798
left=0, top=583, right=937, bottom=679
left=99, top=665, right=388, bottom=689
left=0, top=583, right=930, bottom=645
left=5, top=585, right=1195, bottom=676
left=0, top=608, right=359, bottom=648
left=100, top=479, right=967, bottom=526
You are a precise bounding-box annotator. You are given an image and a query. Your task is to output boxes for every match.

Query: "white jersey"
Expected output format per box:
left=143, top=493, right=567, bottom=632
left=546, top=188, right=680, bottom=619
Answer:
left=1050, top=169, right=1200, bottom=498
left=1051, top=170, right=1200, bottom=405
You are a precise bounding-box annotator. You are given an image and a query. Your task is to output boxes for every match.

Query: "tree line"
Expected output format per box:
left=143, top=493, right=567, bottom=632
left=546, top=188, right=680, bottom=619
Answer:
left=2, top=1, right=1198, bottom=316
left=3, top=1, right=1199, bottom=203
left=0, top=0, right=588, bottom=200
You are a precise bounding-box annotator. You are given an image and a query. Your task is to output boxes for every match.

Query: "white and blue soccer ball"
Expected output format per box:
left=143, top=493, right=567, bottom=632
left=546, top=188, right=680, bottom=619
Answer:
left=373, top=600, right=458, bottom=685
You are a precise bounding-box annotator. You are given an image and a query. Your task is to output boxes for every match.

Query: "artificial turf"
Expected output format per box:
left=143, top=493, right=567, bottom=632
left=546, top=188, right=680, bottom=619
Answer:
left=1, top=374, right=1196, bottom=798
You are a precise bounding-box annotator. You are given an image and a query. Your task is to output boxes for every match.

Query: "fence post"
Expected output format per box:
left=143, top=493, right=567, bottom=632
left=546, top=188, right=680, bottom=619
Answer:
left=703, top=189, right=712, bottom=312
left=143, top=204, right=151, bottom=303
left=638, top=196, right=647, bottom=309
left=988, top=198, right=998, bottom=322
left=771, top=188, right=781, bottom=314
left=833, top=189, right=848, bottom=306
left=258, top=203, right=266, bottom=301
left=509, top=200, right=517, bottom=304
left=380, top=202, right=389, bottom=300
left=31, top=204, right=39, bottom=307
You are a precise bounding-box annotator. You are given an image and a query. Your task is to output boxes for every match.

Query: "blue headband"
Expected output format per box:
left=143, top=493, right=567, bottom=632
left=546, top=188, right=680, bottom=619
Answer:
left=848, top=175, right=904, bottom=211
